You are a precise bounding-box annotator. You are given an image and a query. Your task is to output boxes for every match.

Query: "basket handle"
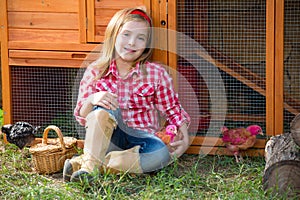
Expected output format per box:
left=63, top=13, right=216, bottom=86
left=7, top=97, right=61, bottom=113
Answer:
left=42, top=125, right=66, bottom=153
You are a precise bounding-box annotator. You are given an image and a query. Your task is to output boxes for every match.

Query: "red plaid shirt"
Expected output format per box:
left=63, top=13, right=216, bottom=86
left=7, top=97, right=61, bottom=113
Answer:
left=74, top=60, right=190, bottom=134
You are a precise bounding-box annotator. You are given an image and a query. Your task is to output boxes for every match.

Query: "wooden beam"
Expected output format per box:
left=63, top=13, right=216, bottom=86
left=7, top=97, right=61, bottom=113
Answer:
left=9, top=50, right=99, bottom=61
left=86, top=0, right=95, bottom=42
left=8, top=41, right=98, bottom=51
left=0, top=0, right=10, bottom=143
left=8, top=29, right=80, bottom=43
left=151, top=0, right=168, bottom=65
left=143, top=0, right=151, bottom=13
left=167, top=0, right=178, bottom=85
left=7, top=0, right=79, bottom=13
left=189, top=136, right=266, bottom=149
left=266, top=0, right=276, bottom=136
left=79, top=0, right=87, bottom=43
left=185, top=146, right=265, bottom=157
left=274, top=0, right=284, bottom=135
left=32, top=136, right=266, bottom=156
left=1, top=0, right=11, bottom=124
left=7, top=12, right=79, bottom=29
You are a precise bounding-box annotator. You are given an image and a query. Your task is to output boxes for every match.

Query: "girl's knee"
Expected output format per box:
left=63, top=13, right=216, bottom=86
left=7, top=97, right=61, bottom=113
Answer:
left=140, top=146, right=170, bottom=173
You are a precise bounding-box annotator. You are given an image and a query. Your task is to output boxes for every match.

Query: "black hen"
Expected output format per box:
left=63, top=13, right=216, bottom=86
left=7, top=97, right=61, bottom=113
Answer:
left=1, top=122, right=40, bottom=149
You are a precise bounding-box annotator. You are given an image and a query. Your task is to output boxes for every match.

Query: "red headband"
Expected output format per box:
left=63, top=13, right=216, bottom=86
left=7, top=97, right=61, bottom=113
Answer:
left=130, top=9, right=152, bottom=26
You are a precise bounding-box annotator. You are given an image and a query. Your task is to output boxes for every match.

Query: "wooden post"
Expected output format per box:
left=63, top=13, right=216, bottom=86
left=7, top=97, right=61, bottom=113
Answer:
left=266, top=0, right=276, bottom=136
left=0, top=0, right=10, bottom=143
left=274, top=0, right=284, bottom=135
left=86, top=0, right=95, bottom=42
left=151, top=0, right=168, bottom=66
left=79, top=0, right=87, bottom=43
left=167, top=0, right=177, bottom=84
left=0, top=0, right=12, bottom=125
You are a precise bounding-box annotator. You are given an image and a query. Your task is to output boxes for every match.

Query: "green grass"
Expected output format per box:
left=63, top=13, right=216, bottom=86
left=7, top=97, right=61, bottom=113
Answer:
left=0, top=138, right=288, bottom=200
left=0, top=108, right=3, bottom=127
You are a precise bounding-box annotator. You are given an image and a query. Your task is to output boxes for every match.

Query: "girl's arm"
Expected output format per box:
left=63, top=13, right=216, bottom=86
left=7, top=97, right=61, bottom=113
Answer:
left=154, top=65, right=191, bottom=157
left=74, top=66, right=98, bottom=126
left=79, top=91, right=118, bottom=118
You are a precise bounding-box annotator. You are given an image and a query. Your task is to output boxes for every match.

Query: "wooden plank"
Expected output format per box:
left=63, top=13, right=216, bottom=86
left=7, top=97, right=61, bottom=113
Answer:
left=95, top=0, right=144, bottom=9
left=71, top=139, right=266, bottom=156
left=7, top=0, right=79, bottom=13
left=142, top=0, right=151, bottom=14
left=9, top=58, right=90, bottom=68
left=79, top=0, right=87, bottom=43
left=89, top=0, right=146, bottom=42
left=95, top=9, right=119, bottom=25
left=151, top=0, right=168, bottom=65
left=225, top=113, right=265, bottom=122
left=9, top=29, right=79, bottom=43
left=274, top=0, right=284, bottom=135
left=167, top=0, right=178, bottom=83
left=91, top=0, right=149, bottom=43
left=94, top=35, right=104, bottom=43
left=8, top=41, right=99, bottom=51
left=0, top=0, right=12, bottom=127
left=8, top=12, right=78, bottom=30
left=185, top=146, right=265, bottom=157
left=1, top=0, right=10, bottom=143
left=94, top=26, right=107, bottom=41
left=9, top=50, right=100, bottom=62
left=159, top=0, right=168, bottom=66
left=266, top=0, right=276, bottom=136
left=190, top=136, right=266, bottom=149
left=87, top=0, right=95, bottom=42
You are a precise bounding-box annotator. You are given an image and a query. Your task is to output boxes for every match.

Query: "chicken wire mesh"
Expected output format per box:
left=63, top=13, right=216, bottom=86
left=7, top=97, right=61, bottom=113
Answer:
left=283, top=0, right=300, bottom=132
left=177, top=0, right=267, bottom=136
left=10, top=66, right=85, bottom=138
left=9, top=0, right=298, bottom=140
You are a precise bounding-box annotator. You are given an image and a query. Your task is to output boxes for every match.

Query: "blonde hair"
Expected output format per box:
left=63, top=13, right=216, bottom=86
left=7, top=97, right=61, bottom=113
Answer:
left=94, top=8, right=153, bottom=77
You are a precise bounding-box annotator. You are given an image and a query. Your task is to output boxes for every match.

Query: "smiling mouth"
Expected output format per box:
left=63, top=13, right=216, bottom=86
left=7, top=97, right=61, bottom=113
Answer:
left=124, top=47, right=137, bottom=53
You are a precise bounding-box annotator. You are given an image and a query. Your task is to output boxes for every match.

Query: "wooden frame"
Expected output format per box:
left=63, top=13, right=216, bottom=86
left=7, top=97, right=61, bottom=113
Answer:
left=0, top=0, right=290, bottom=156
left=87, top=0, right=147, bottom=42
left=166, top=0, right=285, bottom=155
left=1, top=0, right=11, bottom=125
left=274, top=0, right=285, bottom=135
left=266, top=0, right=276, bottom=136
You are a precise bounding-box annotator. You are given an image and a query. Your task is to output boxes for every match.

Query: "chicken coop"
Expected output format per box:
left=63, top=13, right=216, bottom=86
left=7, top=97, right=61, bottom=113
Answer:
left=1, top=0, right=299, bottom=156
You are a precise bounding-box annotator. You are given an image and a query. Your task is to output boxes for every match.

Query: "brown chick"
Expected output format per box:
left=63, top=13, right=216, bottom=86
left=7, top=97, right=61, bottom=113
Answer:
left=221, top=125, right=263, bottom=162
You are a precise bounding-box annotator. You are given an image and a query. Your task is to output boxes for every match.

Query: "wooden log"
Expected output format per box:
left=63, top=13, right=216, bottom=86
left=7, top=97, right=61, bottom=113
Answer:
left=264, top=132, right=300, bottom=170
left=263, top=160, right=300, bottom=198
left=263, top=113, right=300, bottom=197
left=290, top=113, right=300, bottom=146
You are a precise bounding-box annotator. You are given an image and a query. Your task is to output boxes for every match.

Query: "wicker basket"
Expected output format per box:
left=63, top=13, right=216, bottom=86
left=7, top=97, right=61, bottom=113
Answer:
left=29, top=125, right=77, bottom=174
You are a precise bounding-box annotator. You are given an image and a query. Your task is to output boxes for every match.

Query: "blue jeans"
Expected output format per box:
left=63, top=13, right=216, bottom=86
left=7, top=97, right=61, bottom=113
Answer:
left=93, top=106, right=170, bottom=173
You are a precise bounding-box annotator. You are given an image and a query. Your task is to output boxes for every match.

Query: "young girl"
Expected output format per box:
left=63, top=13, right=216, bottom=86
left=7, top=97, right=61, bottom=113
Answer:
left=63, top=7, right=190, bottom=183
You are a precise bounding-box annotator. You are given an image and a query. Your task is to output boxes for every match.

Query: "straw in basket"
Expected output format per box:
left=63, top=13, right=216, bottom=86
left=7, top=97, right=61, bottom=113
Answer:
left=29, top=125, right=77, bottom=174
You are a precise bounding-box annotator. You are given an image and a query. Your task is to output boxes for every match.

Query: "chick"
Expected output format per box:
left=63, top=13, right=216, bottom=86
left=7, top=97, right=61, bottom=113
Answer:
left=155, top=125, right=178, bottom=144
left=221, top=125, right=263, bottom=162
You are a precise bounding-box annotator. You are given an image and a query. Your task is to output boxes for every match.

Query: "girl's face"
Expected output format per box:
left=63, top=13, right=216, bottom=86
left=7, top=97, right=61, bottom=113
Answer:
left=114, top=21, right=149, bottom=65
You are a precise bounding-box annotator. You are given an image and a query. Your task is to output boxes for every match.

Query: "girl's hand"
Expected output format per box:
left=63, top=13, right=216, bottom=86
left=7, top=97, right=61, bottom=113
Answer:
left=89, top=91, right=119, bottom=110
left=169, top=123, right=189, bottom=158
